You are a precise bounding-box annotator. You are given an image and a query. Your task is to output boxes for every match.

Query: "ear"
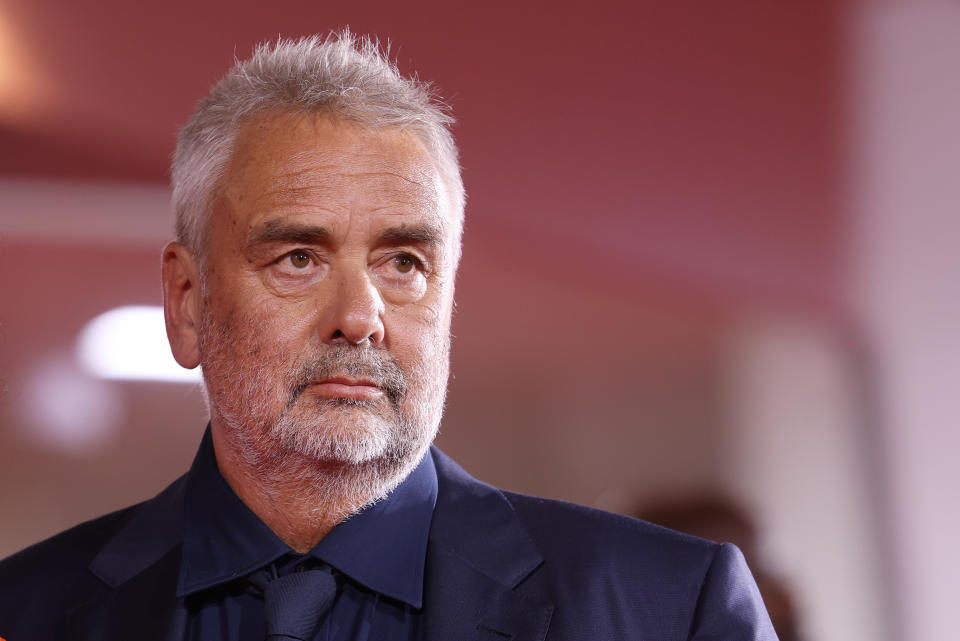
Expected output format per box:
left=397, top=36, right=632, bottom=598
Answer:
left=161, top=241, right=202, bottom=369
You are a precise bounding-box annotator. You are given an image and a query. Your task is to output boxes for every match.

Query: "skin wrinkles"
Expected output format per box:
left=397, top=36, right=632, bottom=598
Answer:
left=233, top=180, right=448, bottom=279
left=165, top=111, right=457, bottom=552
left=250, top=182, right=447, bottom=238
left=246, top=227, right=443, bottom=301
left=247, top=221, right=444, bottom=259
left=255, top=120, right=443, bottom=209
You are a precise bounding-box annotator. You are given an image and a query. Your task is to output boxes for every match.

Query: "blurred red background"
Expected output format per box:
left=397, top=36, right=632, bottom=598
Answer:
left=1, top=3, right=957, bottom=641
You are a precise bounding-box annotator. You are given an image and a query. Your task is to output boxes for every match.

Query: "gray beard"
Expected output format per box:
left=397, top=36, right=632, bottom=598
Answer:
left=198, top=310, right=446, bottom=520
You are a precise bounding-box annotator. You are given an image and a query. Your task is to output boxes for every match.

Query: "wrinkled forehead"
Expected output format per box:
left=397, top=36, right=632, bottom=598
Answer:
left=219, top=111, right=454, bottom=234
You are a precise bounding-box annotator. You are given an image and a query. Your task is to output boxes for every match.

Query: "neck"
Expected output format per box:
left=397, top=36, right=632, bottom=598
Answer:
left=209, top=420, right=379, bottom=553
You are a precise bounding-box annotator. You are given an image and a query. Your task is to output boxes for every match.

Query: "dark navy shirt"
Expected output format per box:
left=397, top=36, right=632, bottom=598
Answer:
left=177, top=428, right=437, bottom=641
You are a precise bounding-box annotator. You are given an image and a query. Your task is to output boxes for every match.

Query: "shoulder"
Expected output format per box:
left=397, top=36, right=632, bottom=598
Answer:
left=0, top=505, right=136, bottom=583
left=502, top=489, right=723, bottom=609
left=0, top=505, right=138, bottom=635
left=502, top=492, right=775, bottom=639
left=431, top=446, right=717, bottom=575
left=503, top=488, right=718, bottom=572
left=430, top=449, right=775, bottom=639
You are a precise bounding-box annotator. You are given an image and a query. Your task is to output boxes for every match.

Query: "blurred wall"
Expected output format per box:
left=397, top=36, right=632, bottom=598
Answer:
left=850, top=4, right=960, bottom=641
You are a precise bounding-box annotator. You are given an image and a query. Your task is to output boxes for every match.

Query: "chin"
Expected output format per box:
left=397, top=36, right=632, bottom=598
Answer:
left=269, top=405, right=437, bottom=513
left=272, top=402, right=422, bottom=468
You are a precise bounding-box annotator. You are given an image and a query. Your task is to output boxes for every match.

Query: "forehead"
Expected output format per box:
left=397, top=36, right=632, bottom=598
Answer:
left=218, top=112, right=449, bottom=232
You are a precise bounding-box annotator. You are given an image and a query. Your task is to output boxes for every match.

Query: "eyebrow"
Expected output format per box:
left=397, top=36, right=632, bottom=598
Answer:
left=375, top=223, right=444, bottom=248
left=247, top=221, right=333, bottom=247
left=246, top=220, right=444, bottom=250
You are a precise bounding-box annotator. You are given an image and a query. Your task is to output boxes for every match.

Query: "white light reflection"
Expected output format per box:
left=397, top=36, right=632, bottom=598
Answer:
left=77, top=306, right=202, bottom=383
left=19, top=354, right=122, bottom=455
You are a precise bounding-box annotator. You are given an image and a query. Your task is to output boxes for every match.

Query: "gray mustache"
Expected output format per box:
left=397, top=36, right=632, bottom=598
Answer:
left=289, top=347, right=407, bottom=407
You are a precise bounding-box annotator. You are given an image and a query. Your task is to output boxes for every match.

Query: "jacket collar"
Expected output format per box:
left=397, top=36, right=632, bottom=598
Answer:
left=69, top=444, right=553, bottom=641
left=88, top=473, right=187, bottom=588
left=424, top=447, right=554, bottom=641
left=65, top=474, right=189, bottom=641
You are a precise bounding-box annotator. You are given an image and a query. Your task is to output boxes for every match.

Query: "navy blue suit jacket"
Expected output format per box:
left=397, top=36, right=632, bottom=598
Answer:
left=0, top=446, right=777, bottom=640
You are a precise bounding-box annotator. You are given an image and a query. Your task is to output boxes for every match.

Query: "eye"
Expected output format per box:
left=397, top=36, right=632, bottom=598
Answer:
left=288, top=251, right=312, bottom=269
left=394, top=254, right=418, bottom=274
left=373, top=252, right=428, bottom=301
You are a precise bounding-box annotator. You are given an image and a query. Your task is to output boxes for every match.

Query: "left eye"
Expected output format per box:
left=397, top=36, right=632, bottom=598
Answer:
left=288, top=251, right=312, bottom=269
left=393, top=255, right=418, bottom=274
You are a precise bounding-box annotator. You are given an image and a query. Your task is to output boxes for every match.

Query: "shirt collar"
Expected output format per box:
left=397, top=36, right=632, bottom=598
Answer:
left=177, top=426, right=437, bottom=608
left=309, top=449, right=436, bottom=608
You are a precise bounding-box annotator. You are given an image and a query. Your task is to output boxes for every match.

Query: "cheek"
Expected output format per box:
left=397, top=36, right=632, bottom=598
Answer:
left=388, top=300, right=452, bottom=369
left=231, top=284, right=317, bottom=346
left=263, top=300, right=318, bottom=345
left=409, top=277, right=454, bottom=326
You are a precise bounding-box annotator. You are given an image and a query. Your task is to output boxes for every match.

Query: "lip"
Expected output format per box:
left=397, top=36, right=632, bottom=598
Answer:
left=308, top=377, right=384, bottom=401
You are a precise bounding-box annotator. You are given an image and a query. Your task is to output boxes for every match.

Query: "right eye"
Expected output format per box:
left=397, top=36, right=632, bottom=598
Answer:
left=287, top=251, right=312, bottom=269
left=266, top=249, right=327, bottom=287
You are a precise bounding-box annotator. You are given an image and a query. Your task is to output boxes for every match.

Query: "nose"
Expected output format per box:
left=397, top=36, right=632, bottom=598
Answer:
left=320, top=268, right=386, bottom=346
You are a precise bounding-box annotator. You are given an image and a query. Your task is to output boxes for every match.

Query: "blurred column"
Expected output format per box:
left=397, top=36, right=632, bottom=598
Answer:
left=722, top=317, right=886, bottom=641
left=850, top=3, right=960, bottom=641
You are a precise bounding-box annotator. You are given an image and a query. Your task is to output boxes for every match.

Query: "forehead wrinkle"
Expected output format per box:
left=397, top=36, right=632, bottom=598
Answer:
left=258, top=183, right=340, bottom=206
left=280, top=147, right=437, bottom=186
left=282, top=145, right=432, bottom=183
left=259, top=178, right=440, bottom=224
left=229, top=122, right=450, bottom=235
left=253, top=188, right=437, bottom=226
left=260, top=170, right=432, bottom=199
left=342, top=171, right=444, bottom=223
left=337, top=170, right=431, bottom=187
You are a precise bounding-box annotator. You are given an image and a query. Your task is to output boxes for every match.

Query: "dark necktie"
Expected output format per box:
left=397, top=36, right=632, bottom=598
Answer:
left=249, top=563, right=338, bottom=641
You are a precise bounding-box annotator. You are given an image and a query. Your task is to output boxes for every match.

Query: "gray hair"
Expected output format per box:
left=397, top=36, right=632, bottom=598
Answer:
left=171, top=30, right=464, bottom=261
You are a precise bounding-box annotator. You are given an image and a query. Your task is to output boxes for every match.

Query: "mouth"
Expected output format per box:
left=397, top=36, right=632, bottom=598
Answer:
left=307, top=376, right=385, bottom=401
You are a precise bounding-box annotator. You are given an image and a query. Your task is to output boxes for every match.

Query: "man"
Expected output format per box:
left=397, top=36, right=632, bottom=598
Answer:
left=0, top=32, right=777, bottom=640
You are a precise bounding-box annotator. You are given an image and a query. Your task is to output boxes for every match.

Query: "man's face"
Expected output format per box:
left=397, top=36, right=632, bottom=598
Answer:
left=196, top=112, right=456, bottom=472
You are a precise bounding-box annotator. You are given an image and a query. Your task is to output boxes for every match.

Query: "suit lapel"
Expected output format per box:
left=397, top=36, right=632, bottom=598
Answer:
left=61, top=475, right=189, bottom=641
left=62, top=547, right=187, bottom=641
left=423, top=544, right=553, bottom=641
left=424, top=448, right=554, bottom=641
